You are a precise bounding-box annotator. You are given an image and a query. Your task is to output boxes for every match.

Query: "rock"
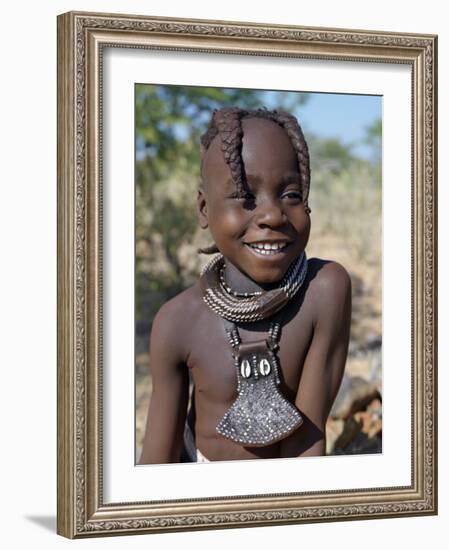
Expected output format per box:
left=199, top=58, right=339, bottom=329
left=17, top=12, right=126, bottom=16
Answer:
left=334, top=417, right=363, bottom=450
left=330, top=374, right=380, bottom=420
left=325, top=418, right=345, bottom=455
left=330, top=396, right=382, bottom=455
left=354, top=398, right=382, bottom=439
left=333, top=430, right=382, bottom=455
left=369, top=350, right=382, bottom=393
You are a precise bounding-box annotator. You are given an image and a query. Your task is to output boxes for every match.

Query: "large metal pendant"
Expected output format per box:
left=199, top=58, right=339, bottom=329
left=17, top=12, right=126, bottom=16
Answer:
left=216, top=340, right=303, bottom=447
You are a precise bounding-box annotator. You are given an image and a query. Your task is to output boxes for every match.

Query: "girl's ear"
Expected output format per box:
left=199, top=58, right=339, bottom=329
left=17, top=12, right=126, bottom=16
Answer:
left=197, top=188, right=209, bottom=229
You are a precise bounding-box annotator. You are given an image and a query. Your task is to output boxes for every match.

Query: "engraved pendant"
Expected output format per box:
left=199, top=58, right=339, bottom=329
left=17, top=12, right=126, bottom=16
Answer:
left=216, top=342, right=303, bottom=447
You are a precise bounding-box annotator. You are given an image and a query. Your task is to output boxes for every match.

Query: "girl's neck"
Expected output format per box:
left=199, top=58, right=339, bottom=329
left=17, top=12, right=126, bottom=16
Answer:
left=223, top=259, right=279, bottom=294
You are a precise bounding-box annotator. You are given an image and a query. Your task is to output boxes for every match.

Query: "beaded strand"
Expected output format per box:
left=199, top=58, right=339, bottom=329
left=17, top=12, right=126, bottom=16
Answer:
left=201, top=252, right=308, bottom=323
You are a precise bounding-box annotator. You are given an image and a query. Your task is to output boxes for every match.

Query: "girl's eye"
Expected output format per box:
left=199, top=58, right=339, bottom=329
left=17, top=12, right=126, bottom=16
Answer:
left=282, top=191, right=302, bottom=200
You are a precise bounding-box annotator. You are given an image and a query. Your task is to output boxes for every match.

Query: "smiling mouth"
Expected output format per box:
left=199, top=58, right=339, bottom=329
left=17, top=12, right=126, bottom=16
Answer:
left=244, top=242, right=291, bottom=256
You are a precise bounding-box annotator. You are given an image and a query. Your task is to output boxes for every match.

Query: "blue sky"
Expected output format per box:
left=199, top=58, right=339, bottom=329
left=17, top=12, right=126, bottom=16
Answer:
left=262, top=90, right=382, bottom=161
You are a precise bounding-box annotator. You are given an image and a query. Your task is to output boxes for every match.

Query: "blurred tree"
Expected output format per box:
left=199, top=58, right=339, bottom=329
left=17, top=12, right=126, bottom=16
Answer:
left=363, top=118, right=382, bottom=163
left=306, top=118, right=381, bottom=265
left=309, top=136, right=358, bottom=175
left=362, top=118, right=382, bottom=186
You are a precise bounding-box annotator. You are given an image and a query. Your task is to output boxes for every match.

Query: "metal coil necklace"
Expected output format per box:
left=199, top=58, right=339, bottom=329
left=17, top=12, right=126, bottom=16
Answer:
left=199, top=252, right=308, bottom=447
left=200, top=251, right=308, bottom=323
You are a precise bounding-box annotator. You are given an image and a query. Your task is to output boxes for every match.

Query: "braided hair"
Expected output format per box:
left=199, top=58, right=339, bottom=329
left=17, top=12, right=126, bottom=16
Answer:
left=198, top=106, right=311, bottom=255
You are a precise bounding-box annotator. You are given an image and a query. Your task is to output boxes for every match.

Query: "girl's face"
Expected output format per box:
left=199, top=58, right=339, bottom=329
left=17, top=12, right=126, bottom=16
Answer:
left=197, top=117, right=310, bottom=285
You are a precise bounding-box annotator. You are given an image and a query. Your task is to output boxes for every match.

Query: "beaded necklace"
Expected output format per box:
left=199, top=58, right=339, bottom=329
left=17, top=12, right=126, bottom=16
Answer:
left=200, top=251, right=308, bottom=323
left=199, top=253, right=308, bottom=447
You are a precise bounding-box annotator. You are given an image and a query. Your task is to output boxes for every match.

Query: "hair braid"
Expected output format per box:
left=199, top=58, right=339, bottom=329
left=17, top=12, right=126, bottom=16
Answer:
left=268, top=110, right=311, bottom=208
left=200, top=107, right=249, bottom=197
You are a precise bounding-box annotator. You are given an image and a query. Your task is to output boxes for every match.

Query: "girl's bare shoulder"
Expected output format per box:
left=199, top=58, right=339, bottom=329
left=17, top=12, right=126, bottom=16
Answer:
left=307, top=257, right=351, bottom=290
left=149, top=282, right=207, bottom=363
left=304, top=257, right=352, bottom=318
left=152, top=282, right=206, bottom=333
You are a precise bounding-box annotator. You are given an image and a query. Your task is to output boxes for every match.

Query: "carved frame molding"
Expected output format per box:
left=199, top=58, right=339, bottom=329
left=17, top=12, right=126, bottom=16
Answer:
left=57, top=11, right=437, bottom=538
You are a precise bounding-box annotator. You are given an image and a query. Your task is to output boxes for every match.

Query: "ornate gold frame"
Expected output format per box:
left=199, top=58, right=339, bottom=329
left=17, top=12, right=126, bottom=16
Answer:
left=57, top=11, right=437, bottom=539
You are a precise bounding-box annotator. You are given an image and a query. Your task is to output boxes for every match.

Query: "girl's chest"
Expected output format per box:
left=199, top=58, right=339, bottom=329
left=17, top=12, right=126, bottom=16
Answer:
left=187, top=309, right=313, bottom=403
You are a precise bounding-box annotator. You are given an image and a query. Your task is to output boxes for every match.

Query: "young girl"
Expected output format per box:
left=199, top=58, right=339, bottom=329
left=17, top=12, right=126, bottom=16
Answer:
left=138, top=106, right=351, bottom=463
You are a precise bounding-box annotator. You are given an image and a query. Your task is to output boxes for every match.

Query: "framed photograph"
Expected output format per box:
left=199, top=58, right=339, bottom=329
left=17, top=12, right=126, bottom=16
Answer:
left=57, top=11, right=437, bottom=538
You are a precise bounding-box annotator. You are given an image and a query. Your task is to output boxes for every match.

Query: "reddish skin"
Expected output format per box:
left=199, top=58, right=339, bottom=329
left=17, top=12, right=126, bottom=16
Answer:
left=138, top=118, right=351, bottom=464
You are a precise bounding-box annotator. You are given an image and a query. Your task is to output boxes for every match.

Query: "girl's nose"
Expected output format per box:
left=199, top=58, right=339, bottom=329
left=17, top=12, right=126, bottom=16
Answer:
left=254, top=197, right=287, bottom=228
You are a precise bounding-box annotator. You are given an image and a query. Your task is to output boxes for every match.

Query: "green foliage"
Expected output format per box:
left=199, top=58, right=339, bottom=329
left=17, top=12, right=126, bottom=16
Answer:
left=309, top=137, right=358, bottom=174
left=307, top=120, right=381, bottom=263
left=363, top=119, right=382, bottom=151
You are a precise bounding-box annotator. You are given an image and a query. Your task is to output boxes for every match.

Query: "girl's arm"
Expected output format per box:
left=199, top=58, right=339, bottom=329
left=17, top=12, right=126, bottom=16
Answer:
left=280, top=261, right=351, bottom=457
left=138, top=301, right=190, bottom=464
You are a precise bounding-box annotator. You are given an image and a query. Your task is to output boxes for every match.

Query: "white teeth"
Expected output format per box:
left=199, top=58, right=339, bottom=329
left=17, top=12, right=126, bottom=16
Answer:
left=247, top=242, right=288, bottom=255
